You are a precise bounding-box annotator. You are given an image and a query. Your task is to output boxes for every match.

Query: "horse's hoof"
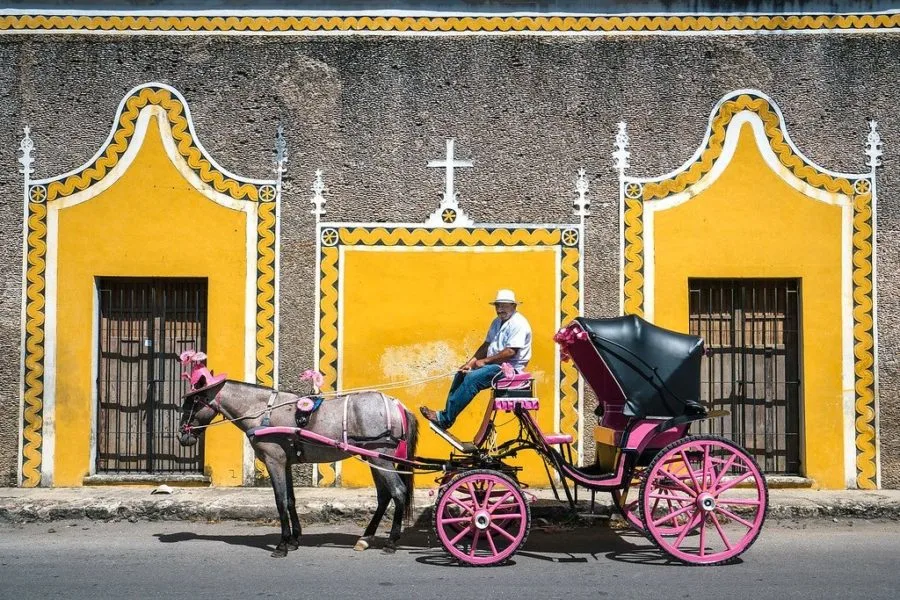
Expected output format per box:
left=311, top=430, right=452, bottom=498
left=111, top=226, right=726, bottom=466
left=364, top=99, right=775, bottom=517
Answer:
left=287, top=541, right=300, bottom=552
left=353, top=537, right=370, bottom=552
left=271, top=549, right=288, bottom=558
left=382, top=542, right=397, bottom=555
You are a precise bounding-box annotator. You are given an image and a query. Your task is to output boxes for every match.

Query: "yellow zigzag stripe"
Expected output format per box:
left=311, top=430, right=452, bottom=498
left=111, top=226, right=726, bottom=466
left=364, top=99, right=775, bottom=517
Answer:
left=622, top=197, right=644, bottom=317
left=559, top=249, right=580, bottom=461
left=255, top=202, right=276, bottom=387
left=852, top=191, right=877, bottom=489
left=339, top=227, right=561, bottom=246
left=643, top=95, right=854, bottom=201
left=1, top=14, right=899, bottom=33
left=317, top=247, right=340, bottom=487
left=22, top=202, right=47, bottom=488
left=46, top=87, right=258, bottom=202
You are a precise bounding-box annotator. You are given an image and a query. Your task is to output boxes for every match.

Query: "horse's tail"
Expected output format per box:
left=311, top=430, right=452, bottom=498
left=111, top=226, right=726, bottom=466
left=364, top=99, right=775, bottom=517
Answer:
left=401, top=407, right=418, bottom=521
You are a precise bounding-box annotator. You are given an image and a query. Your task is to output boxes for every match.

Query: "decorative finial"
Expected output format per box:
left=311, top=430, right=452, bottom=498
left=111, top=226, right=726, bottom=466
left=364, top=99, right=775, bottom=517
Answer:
left=865, top=120, right=882, bottom=171
left=275, top=123, right=288, bottom=178
left=310, top=169, right=327, bottom=221
left=613, top=121, right=630, bottom=171
left=574, top=168, right=590, bottom=217
left=18, top=126, right=34, bottom=177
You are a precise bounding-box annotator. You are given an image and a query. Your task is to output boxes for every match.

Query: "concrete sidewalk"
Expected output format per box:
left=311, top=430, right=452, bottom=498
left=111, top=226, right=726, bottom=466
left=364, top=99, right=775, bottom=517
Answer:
left=2, top=486, right=900, bottom=524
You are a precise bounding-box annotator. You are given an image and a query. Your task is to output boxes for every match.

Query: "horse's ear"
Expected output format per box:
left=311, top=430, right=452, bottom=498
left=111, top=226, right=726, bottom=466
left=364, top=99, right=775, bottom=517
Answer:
left=184, top=379, right=227, bottom=403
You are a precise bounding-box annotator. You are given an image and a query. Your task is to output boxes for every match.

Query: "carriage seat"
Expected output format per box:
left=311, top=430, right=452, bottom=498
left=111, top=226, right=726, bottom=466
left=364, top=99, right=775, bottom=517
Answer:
left=491, top=372, right=534, bottom=398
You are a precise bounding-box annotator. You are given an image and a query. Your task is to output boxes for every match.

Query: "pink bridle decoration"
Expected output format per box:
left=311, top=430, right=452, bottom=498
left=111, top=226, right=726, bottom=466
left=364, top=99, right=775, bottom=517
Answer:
left=500, top=362, right=516, bottom=379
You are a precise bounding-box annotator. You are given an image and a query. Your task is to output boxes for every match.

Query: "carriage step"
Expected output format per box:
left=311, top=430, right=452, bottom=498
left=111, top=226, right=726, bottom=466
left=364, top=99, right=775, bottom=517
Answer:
left=428, top=421, right=477, bottom=453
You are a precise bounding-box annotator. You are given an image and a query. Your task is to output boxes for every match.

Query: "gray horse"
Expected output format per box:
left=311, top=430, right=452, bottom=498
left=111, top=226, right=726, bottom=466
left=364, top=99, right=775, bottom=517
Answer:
left=177, top=379, right=419, bottom=557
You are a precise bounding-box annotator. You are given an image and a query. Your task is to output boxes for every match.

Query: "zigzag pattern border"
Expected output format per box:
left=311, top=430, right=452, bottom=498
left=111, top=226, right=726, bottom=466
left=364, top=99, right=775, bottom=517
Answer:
left=1, top=14, right=899, bottom=33
left=316, top=246, right=340, bottom=487
left=852, top=189, right=877, bottom=489
left=21, top=200, right=47, bottom=487
left=44, top=86, right=260, bottom=202
left=559, top=248, right=581, bottom=458
left=256, top=201, right=277, bottom=387
left=641, top=95, right=854, bottom=201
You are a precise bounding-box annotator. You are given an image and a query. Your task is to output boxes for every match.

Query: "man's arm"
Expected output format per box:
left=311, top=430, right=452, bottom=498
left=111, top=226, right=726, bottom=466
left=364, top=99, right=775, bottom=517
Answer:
left=460, top=342, right=491, bottom=372
left=461, top=344, right=516, bottom=371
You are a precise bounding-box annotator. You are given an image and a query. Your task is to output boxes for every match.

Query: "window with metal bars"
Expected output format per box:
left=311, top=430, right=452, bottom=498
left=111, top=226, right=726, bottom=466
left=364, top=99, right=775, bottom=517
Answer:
left=96, top=277, right=207, bottom=474
left=688, top=279, right=801, bottom=475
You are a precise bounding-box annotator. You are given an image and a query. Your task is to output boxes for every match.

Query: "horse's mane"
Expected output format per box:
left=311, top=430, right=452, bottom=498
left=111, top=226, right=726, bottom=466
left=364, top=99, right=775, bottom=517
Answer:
left=225, top=379, right=311, bottom=398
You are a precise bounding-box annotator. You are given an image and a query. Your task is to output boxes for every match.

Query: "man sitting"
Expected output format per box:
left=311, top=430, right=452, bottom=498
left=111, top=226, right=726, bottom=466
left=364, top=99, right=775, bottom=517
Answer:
left=420, top=289, right=532, bottom=429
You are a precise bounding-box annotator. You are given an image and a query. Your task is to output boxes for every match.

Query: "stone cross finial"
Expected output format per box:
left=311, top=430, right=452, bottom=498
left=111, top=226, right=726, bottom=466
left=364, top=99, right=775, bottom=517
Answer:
left=310, top=169, right=327, bottom=220
left=574, top=168, right=590, bottom=217
left=613, top=122, right=630, bottom=172
left=426, top=138, right=474, bottom=227
left=865, top=120, right=882, bottom=171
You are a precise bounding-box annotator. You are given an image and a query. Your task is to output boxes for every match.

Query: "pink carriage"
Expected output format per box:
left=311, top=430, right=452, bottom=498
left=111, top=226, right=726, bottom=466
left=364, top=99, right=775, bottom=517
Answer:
left=428, top=315, right=768, bottom=566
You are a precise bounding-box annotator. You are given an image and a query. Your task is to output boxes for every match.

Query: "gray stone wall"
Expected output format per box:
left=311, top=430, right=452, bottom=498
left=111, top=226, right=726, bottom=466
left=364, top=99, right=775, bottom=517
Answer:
left=0, top=31, right=896, bottom=486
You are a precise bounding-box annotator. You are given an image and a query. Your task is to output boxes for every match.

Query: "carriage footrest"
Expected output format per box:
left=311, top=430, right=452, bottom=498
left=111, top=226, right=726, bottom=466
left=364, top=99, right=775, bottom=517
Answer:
left=543, top=433, right=573, bottom=445
left=428, top=421, right=477, bottom=454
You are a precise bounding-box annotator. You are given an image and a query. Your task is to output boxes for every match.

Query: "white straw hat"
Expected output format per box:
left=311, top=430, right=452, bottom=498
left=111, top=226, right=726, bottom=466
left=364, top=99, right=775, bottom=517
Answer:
left=489, top=289, right=520, bottom=304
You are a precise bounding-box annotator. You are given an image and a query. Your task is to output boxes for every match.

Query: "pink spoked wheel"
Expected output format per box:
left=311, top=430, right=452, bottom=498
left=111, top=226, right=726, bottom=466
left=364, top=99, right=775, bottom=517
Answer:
left=640, top=435, right=768, bottom=565
left=434, top=469, right=530, bottom=566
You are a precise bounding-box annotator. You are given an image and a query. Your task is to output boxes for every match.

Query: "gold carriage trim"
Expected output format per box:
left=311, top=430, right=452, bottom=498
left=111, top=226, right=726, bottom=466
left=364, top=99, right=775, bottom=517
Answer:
left=44, top=87, right=260, bottom=202
left=1, top=14, right=900, bottom=33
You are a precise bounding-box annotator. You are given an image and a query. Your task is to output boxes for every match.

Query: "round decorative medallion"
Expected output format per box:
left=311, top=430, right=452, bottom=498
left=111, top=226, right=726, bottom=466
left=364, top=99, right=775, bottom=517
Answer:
left=441, top=208, right=458, bottom=223
left=625, top=182, right=643, bottom=199
left=321, top=228, right=339, bottom=247
left=854, top=179, right=871, bottom=195
left=562, top=228, right=579, bottom=247
left=29, top=185, right=47, bottom=203
left=258, top=184, right=277, bottom=202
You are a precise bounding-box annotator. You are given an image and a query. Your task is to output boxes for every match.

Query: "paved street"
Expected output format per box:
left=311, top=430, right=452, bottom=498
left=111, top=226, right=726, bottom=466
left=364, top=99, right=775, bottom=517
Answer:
left=1, top=518, right=898, bottom=599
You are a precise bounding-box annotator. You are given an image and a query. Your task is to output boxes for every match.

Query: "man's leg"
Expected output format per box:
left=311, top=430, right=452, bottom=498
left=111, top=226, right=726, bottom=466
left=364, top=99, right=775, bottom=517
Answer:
left=438, top=365, right=501, bottom=429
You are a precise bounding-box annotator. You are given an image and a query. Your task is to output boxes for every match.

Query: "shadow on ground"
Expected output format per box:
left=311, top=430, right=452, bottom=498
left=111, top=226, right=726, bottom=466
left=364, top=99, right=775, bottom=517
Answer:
left=153, top=521, right=713, bottom=568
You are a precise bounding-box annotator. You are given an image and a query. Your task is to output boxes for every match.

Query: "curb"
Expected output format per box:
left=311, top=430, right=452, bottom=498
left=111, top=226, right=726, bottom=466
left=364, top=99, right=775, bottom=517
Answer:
left=2, top=495, right=899, bottom=525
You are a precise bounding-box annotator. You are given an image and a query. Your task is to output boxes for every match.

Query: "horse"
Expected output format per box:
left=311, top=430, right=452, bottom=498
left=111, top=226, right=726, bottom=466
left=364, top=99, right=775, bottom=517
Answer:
left=177, top=377, right=419, bottom=558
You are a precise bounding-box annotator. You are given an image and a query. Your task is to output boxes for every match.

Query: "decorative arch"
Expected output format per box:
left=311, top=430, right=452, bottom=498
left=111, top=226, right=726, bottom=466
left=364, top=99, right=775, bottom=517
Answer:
left=618, top=90, right=879, bottom=489
left=19, top=83, right=281, bottom=487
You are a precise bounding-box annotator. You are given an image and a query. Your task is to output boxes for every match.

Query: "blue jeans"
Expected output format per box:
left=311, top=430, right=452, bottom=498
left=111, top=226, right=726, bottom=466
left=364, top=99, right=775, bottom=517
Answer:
left=438, top=364, right=502, bottom=429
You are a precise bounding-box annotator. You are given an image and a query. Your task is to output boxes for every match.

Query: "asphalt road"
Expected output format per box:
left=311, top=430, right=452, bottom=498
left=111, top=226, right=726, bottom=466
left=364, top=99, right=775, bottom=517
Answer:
left=1, top=518, right=897, bottom=600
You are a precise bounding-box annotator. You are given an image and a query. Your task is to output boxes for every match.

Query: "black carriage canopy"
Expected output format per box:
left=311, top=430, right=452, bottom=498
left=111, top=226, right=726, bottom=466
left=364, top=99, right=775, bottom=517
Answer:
left=575, top=315, right=707, bottom=419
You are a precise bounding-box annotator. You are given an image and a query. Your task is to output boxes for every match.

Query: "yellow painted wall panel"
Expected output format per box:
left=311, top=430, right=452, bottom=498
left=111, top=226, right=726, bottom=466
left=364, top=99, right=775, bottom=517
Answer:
left=54, top=116, right=247, bottom=486
left=339, top=247, right=559, bottom=487
left=652, top=123, right=845, bottom=488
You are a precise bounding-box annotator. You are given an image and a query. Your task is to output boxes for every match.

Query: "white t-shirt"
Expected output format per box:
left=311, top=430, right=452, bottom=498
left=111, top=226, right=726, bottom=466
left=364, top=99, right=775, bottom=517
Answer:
left=485, top=312, right=532, bottom=372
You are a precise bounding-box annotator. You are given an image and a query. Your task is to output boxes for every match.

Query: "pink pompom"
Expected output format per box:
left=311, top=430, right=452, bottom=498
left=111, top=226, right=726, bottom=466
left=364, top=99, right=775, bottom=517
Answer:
left=301, top=369, right=324, bottom=388
left=500, top=362, right=516, bottom=379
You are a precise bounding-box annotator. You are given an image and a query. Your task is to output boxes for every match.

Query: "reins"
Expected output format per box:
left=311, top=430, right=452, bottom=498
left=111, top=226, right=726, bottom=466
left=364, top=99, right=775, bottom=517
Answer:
left=182, top=369, right=459, bottom=433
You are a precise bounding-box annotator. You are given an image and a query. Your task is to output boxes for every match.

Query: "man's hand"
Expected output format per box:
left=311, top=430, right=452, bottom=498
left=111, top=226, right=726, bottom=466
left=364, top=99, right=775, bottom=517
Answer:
left=459, top=357, right=479, bottom=372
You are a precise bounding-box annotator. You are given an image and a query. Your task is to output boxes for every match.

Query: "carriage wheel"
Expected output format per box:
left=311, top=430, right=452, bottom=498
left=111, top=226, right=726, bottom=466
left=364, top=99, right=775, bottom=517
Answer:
left=434, top=469, right=530, bottom=566
left=640, top=435, right=768, bottom=565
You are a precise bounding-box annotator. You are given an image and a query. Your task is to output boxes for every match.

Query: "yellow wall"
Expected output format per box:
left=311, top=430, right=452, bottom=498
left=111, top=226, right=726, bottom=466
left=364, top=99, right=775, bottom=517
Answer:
left=651, top=123, right=845, bottom=488
left=53, top=116, right=247, bottom=486
left=340, top=247, right=559, bottom=486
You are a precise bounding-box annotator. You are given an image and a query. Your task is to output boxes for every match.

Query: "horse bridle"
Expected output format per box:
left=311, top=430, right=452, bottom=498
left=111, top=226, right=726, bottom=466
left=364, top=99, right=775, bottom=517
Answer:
left=180, top=391, right=221, bottom=436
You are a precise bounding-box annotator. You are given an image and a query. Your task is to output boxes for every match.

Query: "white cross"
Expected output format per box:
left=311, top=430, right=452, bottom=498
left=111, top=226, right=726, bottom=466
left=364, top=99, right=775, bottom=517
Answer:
left=427, top=139, right=473, bottom=201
